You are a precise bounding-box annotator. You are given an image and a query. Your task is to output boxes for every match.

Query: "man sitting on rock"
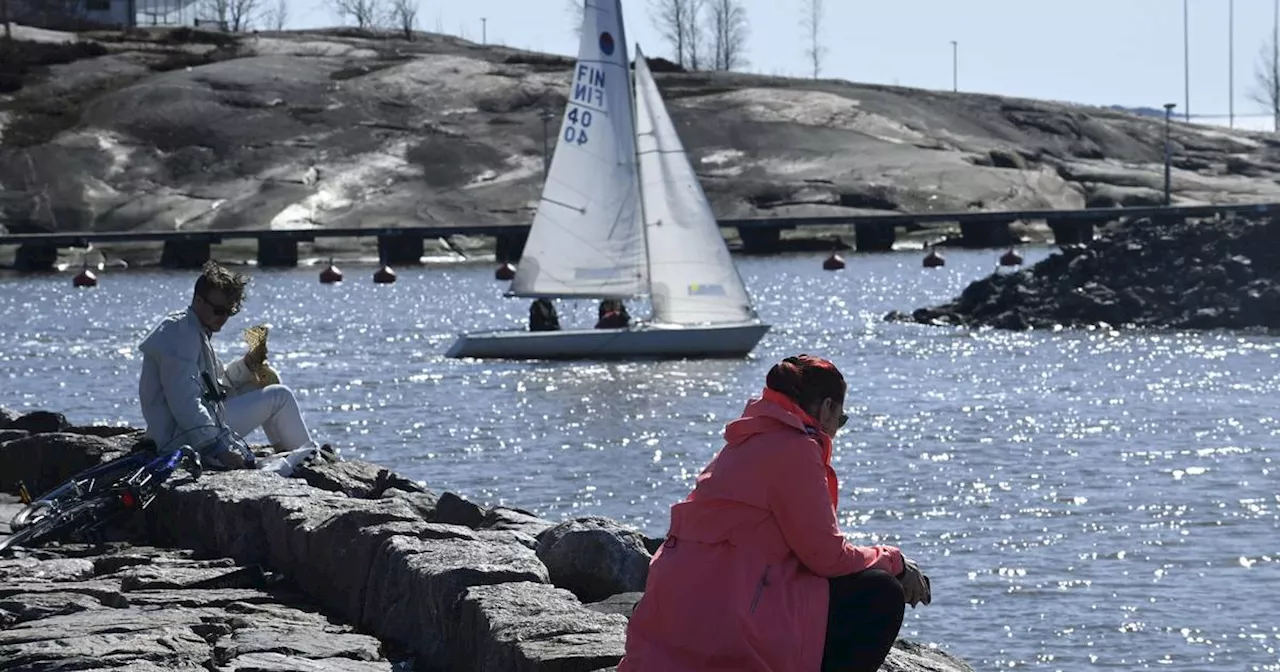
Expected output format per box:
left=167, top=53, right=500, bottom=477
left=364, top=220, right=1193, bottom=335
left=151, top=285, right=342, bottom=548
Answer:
left=136, top=260, right=333, bottom=474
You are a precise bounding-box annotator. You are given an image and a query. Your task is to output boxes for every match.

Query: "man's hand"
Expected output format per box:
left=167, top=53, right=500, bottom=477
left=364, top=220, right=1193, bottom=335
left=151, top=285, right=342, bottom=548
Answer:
left=898, top=557, right=932, bottom=608
left=244, top=342, right=267, bottom=369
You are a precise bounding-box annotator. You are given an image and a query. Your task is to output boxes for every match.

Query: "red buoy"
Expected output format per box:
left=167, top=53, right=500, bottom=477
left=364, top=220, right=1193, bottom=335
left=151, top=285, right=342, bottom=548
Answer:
left=923, top=249, right=945, bottom=268
left=822, top=253, right=846, bottom=271
left=999, top=249, right=1023, bottom=267
left=373, top=265, right=396, bottom=284
left=72, top=268, right=98, bottom=287
left=319, top=259, right=343, bottom=283
left=495, top=262, right=517, bottom=280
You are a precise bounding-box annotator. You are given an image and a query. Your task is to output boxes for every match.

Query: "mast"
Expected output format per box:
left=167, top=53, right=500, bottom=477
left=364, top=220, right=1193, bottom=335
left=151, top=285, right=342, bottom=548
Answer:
left=625, top=38, right=655, bottom=320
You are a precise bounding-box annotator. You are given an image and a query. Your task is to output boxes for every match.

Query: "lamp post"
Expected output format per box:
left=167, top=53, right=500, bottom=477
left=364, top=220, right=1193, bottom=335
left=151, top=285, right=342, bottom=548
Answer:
left=950, top=40, right=957, bottom=92
left=1229, top=0, right=1234, bottom=128
left=540, top=108, right=557, bottom=181
left=481, top=17, right=487, bottom=44
left=1163, top=103, right=1176, bottom=206
left=1183, top=0, right=1190, bottom=122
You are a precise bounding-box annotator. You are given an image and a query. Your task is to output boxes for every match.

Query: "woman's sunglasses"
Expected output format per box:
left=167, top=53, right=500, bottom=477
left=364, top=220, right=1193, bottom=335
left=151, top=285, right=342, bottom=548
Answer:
left=838, top=413, right=848, bottom=428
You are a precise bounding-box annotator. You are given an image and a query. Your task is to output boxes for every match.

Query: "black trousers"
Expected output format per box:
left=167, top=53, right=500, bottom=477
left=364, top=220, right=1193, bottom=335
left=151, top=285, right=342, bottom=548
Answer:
left=820, top=569, right=906, bottom=672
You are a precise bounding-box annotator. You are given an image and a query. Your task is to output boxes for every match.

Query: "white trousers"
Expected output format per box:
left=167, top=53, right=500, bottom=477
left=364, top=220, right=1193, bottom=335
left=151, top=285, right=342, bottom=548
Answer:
left=223, top=384, right=315, bottom=452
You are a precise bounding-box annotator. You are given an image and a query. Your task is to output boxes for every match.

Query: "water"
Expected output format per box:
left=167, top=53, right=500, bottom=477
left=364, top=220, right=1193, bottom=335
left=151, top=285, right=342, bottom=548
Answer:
left=2, top=248, right=1279, bottom=671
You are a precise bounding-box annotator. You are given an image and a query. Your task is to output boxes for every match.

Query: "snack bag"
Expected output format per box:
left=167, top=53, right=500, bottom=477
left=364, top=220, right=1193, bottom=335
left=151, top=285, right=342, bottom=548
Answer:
left=243, top=324, right=281, bottom=387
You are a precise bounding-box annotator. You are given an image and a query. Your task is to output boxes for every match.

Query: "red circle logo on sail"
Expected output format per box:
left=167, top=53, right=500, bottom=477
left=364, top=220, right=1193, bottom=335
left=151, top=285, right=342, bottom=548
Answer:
left=599, top=31, right=615, bottom=56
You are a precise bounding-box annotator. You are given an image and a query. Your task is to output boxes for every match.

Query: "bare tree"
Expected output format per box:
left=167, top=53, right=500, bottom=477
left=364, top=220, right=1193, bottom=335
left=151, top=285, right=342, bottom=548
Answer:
left=199, top=0, right=229, bottom=28
left=228, top=0, right=259, bottom=31
left=389, top=0, right=418, bottom=39
left=262, top=0, right=287, bottom=30
left=706, top=0, right=748, bottom=71
left=799, top=0, right=823, bottom=78
left=685, top=0, right=705, bottom=69
left=649, top=0, right=689, bottom=67
left=567, top=0, right=583, bottom=38
left=1251, top=34, right=1280, bottom=132
left=331, top=0, right=383, bottom=30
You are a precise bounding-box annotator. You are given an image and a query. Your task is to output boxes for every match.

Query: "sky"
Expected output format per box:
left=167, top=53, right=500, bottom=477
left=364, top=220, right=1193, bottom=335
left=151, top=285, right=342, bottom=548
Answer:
left=267, top=0, right=1280, bottom=131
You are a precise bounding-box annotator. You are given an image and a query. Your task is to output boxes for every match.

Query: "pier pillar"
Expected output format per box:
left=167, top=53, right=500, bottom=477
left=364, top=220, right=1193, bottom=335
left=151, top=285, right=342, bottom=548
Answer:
left=160, top=241, right=212, bottom=269
left=1047, top=219, right=1095, bottom=246
left=377, top=233, right=424, bottom=265
left=257, top=238, right=299, bottom=267
left=13, top=244, right=58, bottom=272
left=738, top=227, right=781, bottom=253
left=495, top=231, right=529, bottom=262
left=854, top=222, right=896, bottom=252
left=959, top=219, right=1016, bottom=248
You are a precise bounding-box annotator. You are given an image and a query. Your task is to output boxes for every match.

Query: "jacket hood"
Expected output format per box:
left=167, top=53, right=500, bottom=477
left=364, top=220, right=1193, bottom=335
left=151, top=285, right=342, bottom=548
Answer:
left=724, top=388, right=831, bottom=458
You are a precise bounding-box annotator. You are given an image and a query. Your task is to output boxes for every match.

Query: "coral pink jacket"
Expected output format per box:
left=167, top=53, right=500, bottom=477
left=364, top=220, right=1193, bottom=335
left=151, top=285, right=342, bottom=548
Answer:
left=618, top=389, right=904, bottom=672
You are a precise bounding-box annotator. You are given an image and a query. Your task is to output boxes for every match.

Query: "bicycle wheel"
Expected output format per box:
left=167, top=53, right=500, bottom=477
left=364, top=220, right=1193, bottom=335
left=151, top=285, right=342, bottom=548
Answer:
left=0, top=495, right=119, bottom=555
left=10, top=454, right=150, bottom=531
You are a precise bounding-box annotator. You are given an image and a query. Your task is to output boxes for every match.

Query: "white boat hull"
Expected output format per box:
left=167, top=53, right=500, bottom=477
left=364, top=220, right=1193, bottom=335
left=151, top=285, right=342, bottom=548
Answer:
left=444, top=322, right=770, bottom=360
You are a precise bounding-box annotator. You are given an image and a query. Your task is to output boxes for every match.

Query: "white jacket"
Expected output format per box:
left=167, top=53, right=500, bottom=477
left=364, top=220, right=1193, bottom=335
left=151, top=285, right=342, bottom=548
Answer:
left=137, top=308, right=258, bottom=451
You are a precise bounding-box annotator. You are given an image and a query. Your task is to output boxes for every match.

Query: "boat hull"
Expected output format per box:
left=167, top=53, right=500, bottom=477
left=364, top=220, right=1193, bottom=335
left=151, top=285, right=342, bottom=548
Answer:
left=444, top=322, right=770, bottom=360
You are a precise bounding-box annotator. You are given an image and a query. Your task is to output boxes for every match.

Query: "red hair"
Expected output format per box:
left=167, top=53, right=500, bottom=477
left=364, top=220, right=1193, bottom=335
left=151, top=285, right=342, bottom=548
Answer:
left=764, top=354, right=846, bottom=413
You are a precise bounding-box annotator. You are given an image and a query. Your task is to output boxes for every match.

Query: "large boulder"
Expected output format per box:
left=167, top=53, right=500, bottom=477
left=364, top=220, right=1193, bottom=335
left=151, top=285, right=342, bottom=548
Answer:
left=0, top=431, right=136, bottom=493
left=535, top=516, right=652, bottom=603
left=888, top=215, right=1280, bottom=331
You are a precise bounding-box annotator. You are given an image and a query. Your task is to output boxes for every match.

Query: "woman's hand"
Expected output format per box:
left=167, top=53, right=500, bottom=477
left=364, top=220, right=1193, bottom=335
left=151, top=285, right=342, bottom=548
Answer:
left=898, top=557, right=932, bottom=608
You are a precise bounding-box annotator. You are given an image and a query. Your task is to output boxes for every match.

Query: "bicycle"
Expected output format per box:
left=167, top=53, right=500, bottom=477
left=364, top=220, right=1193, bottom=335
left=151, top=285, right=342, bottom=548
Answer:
left=1, top=443, right=204, bottom=555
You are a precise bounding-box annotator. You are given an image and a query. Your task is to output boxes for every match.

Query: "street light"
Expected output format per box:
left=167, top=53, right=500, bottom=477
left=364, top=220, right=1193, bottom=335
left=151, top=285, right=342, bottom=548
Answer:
left=950, top=40, right=957, bottom=92
left=1163, top=103, right=1176, bottom=206
left=539, top=108, right=557, bottom=181
left=1183, top=0, right=1190, bottom=122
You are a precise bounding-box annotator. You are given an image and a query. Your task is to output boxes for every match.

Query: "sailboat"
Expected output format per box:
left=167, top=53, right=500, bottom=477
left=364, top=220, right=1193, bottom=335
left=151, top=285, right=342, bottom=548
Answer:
left=444, top=0, right=769, bottom=360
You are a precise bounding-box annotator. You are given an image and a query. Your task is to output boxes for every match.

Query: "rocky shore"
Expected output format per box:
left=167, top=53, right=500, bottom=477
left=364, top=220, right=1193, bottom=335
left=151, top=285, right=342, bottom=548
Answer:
left=885, top=214, right=1280, bottom=332
left=0, top=407, right=974, bottom=672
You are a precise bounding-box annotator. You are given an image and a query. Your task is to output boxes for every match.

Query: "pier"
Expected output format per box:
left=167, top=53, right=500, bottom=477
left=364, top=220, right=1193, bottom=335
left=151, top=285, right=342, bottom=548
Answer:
left=0, top=202, right=1276, bottom=271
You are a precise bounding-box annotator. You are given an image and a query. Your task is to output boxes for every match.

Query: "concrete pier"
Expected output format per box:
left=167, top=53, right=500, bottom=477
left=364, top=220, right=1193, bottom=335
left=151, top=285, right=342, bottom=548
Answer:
left=13, top=244, right=58, bottom=272
left=257, top=238, right=299, bottom=267
left=495, top=231, right=529, bottom=262
left=854, top=222, right=896, bottom=252
left=959, top=219, right=1016, bottom=248
left=377, top=233, right=424, bottom=265
left=737, top=227, right=781, bottom=253
left=160, top=240, right=212, bottom=269
left=1047, top=219, right=1095, bottom=246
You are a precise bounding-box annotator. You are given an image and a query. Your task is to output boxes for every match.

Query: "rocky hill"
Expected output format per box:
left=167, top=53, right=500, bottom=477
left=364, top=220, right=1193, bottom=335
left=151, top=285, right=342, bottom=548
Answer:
left=3, top=24, right=1280, bottom=236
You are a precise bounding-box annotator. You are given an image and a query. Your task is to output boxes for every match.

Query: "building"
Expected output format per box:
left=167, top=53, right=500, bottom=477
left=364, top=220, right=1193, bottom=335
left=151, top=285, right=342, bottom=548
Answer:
left=6, top=0, right=138, bottom=30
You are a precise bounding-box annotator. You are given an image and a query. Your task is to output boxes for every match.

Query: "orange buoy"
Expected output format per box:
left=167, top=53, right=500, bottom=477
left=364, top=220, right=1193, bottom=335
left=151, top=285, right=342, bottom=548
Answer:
left=999, top=249, right=1023, bottom=267
left=822, top=253, right=846, bottom=271
left=72, top=267, right=98, bottom=287
left=923, top=248, right=945, bottom=268
left=495, top=262, right=517, bottom=280
left=319, top=259, right=343, bottom=283
left=373, top=265, right=396, bottom=284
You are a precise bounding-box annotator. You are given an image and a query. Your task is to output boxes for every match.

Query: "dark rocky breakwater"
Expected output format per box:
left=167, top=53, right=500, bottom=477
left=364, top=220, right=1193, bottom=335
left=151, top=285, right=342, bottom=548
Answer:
left=0, top=407, right=974, bottom=672
left=886, top=215, right=1280, bottom=331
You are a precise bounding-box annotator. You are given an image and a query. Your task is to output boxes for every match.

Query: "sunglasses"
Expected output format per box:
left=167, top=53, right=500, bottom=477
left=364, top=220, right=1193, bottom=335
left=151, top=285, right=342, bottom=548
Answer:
left=838, top=413, right=848, bottom=428
left=202, top=295, right=240, bottom=317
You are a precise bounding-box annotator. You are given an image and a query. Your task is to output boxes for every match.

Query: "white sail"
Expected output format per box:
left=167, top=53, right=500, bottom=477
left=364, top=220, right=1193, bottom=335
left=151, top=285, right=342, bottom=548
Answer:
left=633, top=49, right=757, bottom=325
left=508, top=0, right=647, bottom=299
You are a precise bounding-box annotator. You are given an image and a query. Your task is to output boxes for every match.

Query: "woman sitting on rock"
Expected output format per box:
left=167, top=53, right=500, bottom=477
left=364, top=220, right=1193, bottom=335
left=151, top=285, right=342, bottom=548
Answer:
left=619, top=354, right=932, bottom=672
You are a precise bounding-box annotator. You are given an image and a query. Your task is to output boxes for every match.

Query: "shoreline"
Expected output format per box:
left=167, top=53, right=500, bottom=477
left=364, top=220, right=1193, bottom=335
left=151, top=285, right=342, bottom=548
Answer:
left=0, top=407, right=975, bottom=672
